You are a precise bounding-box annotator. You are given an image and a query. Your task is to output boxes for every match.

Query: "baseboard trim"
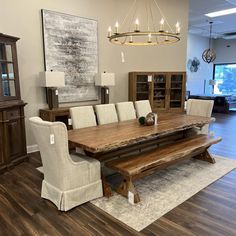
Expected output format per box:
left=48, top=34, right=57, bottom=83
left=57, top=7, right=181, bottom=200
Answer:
left=27, top=144, right=39, bottom=154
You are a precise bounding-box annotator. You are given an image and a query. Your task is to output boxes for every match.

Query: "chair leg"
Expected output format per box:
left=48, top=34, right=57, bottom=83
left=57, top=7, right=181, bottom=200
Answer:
left=116, top=176, right=140, bottom=203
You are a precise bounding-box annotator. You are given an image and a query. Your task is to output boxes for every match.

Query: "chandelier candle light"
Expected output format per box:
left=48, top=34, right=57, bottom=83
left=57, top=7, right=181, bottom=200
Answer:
left=107, top=0, right=181, bottom=46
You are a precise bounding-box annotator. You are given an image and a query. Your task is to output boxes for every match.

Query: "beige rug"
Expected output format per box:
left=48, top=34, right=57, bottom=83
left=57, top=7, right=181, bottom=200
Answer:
left=91, top=155, right=236, bottom=231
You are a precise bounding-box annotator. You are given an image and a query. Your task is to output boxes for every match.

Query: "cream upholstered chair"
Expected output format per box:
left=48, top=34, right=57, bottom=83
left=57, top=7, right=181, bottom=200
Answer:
left=134, top=100, right=152, bottom=117
left=95, top=104, right=118, bottom=125
left=186, top=99, right=214, bottom=134
left=29, top=117, right=103, bottom=211
left=116, top=101, right=136, bottom=121
left=70, top=106, right=97, bottom=129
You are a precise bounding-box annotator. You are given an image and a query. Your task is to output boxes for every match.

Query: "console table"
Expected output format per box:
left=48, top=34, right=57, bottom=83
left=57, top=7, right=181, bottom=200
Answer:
left=39, top=107, right=72, bottom=129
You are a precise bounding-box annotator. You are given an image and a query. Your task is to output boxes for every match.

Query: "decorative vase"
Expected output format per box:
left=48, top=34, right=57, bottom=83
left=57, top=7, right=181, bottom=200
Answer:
left=145, top=116, right=154, bottom=126
left=138, top=116, right=146, bottom=125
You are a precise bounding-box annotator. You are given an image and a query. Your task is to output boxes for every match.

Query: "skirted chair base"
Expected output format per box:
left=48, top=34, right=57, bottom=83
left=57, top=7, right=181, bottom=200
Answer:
left=38, top=154, right=103, bottom=211
left=41, top=179, right=103, bottom=211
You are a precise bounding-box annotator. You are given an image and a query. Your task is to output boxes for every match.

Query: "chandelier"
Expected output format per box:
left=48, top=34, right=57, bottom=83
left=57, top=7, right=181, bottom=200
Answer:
left=202, top=22, right=216, bottom=63
left=107, top=0, right=181, bottom=46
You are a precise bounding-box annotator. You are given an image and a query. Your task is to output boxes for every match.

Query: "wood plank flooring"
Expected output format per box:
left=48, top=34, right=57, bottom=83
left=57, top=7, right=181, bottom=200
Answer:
left=0, top=112, right=236, bottom=235
left=209, top=112, right=236, bottom=159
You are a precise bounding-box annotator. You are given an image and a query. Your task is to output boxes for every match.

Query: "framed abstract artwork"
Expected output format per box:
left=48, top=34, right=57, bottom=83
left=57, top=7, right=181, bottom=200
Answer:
left=41, top=9, right=98, bottom=103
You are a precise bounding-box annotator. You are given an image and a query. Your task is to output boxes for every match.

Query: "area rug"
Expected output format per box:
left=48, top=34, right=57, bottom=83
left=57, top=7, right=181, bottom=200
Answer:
left=91, top=155, right=236, bottom=231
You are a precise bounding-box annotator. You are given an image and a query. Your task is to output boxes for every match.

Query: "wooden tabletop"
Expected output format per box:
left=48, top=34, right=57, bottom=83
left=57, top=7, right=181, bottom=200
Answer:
left=68, top=113, right=212, bottom=154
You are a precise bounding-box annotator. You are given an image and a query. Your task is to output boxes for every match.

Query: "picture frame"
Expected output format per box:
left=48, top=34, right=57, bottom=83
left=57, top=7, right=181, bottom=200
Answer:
left=41, top=9, right=99, bottom=103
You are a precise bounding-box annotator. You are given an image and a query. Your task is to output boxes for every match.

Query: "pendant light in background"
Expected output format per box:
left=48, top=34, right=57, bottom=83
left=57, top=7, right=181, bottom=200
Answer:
left=202, top=22, right=216, bottom=63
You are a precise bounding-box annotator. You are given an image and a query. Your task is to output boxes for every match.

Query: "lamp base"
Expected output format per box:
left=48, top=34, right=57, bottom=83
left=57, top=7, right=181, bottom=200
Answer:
left=101, top=87, right=109, bottom=104
left=46, top=87, right=59, bottom=110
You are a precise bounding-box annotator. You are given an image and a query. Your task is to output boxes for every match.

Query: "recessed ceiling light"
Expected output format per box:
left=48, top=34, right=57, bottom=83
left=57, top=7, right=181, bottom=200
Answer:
left=205, top=7, right=236, bottom=17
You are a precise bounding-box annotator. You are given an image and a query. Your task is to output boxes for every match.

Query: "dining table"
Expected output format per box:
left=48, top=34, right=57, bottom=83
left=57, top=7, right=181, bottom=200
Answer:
left=68, top=113, right=212, bottom=157
left=68, top=113, right=214, bottom=197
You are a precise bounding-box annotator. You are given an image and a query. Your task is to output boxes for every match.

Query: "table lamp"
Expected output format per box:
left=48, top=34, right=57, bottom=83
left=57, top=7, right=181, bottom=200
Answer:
left=95, top=72, right=115, bottom=104
left=209, top=80, right=216, bottom=94
left=40, top=71, right=65, bottom=109
left=209, top=80, right=216, bottom=86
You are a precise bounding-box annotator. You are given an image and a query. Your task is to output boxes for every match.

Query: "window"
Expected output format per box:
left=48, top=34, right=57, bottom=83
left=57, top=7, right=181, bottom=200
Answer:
left=213, top=63, right=236, bottom=95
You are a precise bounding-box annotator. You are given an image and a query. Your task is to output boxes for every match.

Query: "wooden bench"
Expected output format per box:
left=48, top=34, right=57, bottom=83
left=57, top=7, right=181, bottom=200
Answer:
left=105, top=134, right=222, bottom=203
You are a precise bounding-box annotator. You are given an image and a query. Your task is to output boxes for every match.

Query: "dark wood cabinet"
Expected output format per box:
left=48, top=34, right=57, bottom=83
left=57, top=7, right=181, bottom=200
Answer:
left=0, top=33, right=27, bottom=174
left=129, top=72, right=186, bottom=113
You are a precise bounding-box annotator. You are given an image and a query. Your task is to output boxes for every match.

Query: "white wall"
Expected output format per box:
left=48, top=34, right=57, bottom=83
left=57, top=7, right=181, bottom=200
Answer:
left=0, top=0, right=189, bottom=146
left=214, top=38, right=236, bottom=63
left=186, top=34, right=213, bottom=95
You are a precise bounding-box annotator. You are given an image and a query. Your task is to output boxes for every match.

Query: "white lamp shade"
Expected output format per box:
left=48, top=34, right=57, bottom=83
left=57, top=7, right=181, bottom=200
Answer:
left=40, top=71, right=65, bottom=87
left=95, top=72, right=115, bottom=86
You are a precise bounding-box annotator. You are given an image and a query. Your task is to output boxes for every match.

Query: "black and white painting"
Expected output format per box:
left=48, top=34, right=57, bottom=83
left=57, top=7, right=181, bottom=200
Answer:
left=42, top=9, right=98, bottom=103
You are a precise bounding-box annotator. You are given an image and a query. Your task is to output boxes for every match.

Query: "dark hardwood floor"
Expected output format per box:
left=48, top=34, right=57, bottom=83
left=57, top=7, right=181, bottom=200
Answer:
left=0, top=112, right=236, bottom=235
left=209, top=112, right=236, bottom=159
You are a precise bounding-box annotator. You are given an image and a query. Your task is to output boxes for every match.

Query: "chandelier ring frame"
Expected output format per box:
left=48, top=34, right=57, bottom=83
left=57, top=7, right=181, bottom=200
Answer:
left=108, top=31, right=180, bottom=46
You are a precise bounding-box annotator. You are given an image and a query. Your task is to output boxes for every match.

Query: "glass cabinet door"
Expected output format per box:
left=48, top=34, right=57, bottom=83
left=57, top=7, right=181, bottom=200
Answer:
left=169, top=74, right=183, bottom=108
left=136, top=74, right=150, bottom=100
left=153, top=74, right=167, bottom=109
left=0, top=42, right=17, bottom=98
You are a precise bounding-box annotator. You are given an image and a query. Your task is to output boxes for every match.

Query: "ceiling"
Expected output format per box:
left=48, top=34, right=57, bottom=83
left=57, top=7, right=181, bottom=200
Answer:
left=189, top=0, right=236, bottom=39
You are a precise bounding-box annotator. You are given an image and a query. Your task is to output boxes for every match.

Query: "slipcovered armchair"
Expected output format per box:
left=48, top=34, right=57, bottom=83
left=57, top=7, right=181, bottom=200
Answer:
left=29, top=117, right=103, bottom=211
left=186, top=99, right=215, bottom=134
